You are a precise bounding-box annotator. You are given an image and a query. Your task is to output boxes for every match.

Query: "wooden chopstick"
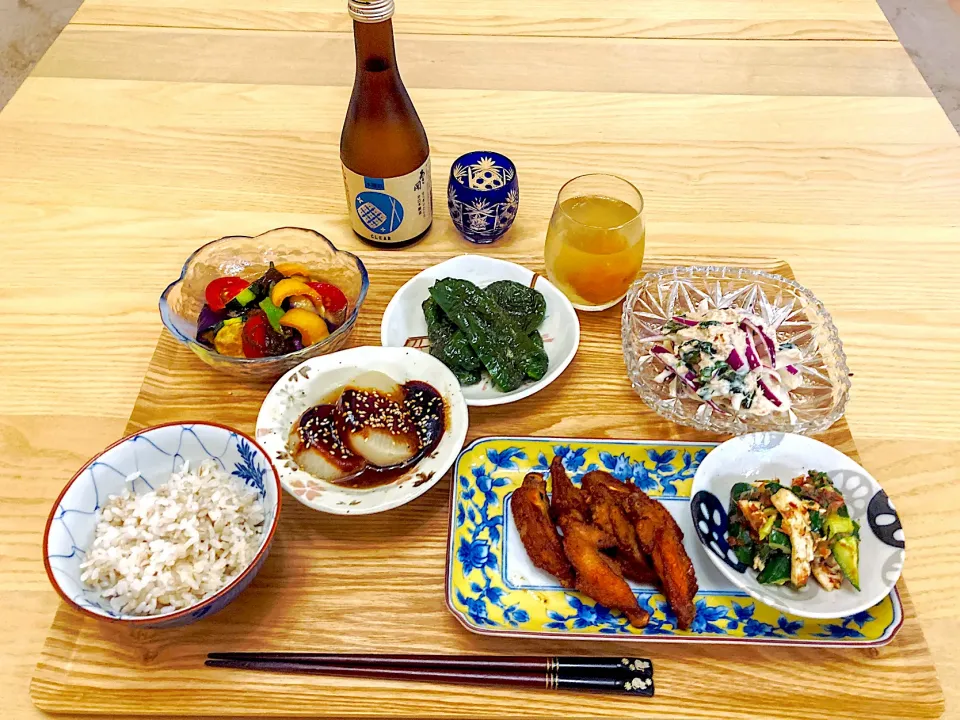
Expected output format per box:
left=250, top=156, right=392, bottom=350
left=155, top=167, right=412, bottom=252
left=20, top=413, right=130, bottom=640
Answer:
left=205, top=655, right=654, bottom=696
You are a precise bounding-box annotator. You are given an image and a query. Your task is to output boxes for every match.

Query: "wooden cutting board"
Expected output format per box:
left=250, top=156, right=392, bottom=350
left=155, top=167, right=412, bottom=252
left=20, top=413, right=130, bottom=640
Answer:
left=30, top=253, right=944, bottom=718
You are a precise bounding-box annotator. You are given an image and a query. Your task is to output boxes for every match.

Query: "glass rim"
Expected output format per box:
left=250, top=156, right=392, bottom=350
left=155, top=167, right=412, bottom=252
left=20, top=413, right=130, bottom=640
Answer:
left=555, top=173, right=645, bottom=231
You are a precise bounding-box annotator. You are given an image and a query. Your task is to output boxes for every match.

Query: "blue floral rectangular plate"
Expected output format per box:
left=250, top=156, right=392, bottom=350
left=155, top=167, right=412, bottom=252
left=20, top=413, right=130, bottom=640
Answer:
left=445, top=437, right=904, bottom=647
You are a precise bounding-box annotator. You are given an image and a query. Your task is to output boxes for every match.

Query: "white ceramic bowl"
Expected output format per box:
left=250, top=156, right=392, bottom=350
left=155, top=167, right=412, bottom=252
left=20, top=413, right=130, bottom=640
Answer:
left=256, top=346, right=469, bottom=515
left=43, top=422, right=282, bottom=628
left=690, top=432, right=905, bottom=619
left=380, top=255, right=580, bottom=407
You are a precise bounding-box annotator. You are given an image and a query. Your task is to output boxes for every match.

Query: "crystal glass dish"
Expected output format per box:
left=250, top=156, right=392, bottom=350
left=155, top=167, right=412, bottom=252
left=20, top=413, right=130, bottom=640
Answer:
left=159, top=227, right=369, bottom=382
left=621, top=266, right=851, bottom=436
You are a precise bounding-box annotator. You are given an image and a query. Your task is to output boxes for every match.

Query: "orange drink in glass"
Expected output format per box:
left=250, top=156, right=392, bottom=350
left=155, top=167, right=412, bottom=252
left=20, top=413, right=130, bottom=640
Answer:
left=544, top=174, right=645, bottom=311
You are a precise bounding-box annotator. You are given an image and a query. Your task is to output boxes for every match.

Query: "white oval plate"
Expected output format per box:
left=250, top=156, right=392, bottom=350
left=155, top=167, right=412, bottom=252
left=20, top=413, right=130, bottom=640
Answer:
left=690, top=432, right=905, bottom=619
left=380, top=255, right=580, bottom=407
left=256, top=346, right=469, bottom=515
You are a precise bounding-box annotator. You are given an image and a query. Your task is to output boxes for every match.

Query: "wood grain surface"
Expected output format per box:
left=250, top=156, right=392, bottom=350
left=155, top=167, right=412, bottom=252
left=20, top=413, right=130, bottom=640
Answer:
left=33, top=27, right=929, bottom=97
left=28, top=256, right=943, bottom=718
left=2, top=0, right=959, bottom=716
left=71, top=0, right=897, bottom=40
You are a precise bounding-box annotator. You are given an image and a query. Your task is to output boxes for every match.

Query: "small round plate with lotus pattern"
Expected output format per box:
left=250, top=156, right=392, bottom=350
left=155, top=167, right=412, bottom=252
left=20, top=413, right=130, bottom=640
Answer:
left=690, top=432, right=904, bottom=619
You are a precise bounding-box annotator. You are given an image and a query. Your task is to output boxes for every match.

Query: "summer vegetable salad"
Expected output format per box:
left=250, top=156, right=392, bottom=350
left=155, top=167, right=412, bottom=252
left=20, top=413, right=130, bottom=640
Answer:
left=727, top=471, right=860, bottom=592
left=196, top=263, right=349, bottom=359
left=650, top=303, right=803, bottom=416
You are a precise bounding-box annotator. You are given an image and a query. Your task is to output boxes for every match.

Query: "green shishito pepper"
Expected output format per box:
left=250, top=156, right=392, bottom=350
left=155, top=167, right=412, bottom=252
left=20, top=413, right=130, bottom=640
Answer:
left=422, top=298, right=482, bottom=386
left=484, top=280, right=546, bottom=334
left=528, top=329, right=544, bottom=351
left=429, top=278, right=549, bottom=392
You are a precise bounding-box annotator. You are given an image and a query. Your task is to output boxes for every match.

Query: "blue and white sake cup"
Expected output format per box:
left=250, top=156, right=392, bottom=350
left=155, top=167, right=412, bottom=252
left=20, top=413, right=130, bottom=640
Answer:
left=43, top=421, right=281, bottom=628
left=447, top=151, right=519, bottom=244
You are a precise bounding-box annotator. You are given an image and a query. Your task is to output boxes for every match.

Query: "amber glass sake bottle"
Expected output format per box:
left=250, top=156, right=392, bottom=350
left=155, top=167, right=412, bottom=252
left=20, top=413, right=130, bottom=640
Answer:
left=340, top=0, right=433, bottom=247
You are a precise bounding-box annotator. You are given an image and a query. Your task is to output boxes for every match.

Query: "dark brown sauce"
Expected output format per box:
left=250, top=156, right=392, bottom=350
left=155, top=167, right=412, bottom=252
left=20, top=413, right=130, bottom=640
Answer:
left=290, top=379, right=446, bottom=490
left=335, top=463, right=418, bottom=489
left=403, top=380, right=445, bottom=454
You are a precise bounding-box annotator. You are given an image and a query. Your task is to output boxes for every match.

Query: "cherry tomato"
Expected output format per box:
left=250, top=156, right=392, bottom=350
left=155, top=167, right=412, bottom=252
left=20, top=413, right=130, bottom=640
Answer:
left=241, top=311, right=270, bottom=358
left=307, top=282, right=348, bottom=313
left=205, top=276, right=251, bottom=312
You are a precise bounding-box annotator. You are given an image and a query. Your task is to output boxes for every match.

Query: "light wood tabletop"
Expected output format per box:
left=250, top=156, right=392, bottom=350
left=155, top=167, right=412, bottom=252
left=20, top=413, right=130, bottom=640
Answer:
left=1, top=0, right=959, bottom=717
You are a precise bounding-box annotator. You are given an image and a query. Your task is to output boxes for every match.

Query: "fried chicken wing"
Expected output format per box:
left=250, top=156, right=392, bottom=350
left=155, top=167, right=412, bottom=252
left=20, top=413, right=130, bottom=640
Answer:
left=559, top=517, right=649, bottom=628
left=580, top=472, right=657, bottom=585
left=510, top=456, right=698, bottom=633
left=548, top=455, right=586, bottom=523
left=581, top=470, right=637, bottom=498
left=625, top=493, right=699, bottom=630
left=511, top=473, right=575, bottom=588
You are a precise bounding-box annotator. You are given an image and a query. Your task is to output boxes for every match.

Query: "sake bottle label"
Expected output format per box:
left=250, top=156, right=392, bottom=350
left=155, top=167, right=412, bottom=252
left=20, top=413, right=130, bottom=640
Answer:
left=342, top=158, right=432, bottom=243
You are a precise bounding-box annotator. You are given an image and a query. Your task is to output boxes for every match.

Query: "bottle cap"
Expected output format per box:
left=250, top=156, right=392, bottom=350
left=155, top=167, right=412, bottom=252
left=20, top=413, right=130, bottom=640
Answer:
left=348, top=0, right=394, bottom=22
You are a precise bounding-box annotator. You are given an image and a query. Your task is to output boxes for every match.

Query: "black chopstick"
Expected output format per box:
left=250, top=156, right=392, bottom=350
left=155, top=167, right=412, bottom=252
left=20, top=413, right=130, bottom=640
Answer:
left=207, top=652, right=649, bottom=674
left=205, top=654, right=654, bottom=696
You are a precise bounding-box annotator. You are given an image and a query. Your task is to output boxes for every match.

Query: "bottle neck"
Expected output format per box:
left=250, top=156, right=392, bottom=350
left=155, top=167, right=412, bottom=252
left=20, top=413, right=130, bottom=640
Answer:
left=353, top=18, right=399, bottom=77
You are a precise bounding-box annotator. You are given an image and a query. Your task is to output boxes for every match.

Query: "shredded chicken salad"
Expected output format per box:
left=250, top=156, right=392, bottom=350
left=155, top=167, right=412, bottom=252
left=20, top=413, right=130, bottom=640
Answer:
left=727, top=471, right=861, bottom=593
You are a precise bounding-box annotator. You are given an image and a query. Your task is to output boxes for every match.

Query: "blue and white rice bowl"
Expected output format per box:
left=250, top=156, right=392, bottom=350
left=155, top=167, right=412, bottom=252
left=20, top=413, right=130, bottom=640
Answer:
left=43, top=422, right=281, bottom=629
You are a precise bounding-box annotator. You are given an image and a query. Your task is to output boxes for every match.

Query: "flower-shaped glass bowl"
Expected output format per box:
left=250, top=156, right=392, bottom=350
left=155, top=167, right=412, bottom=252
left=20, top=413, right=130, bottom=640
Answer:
left=621, top=266, right=851, bottom=436
left=159, top=227, right=369, bottom=382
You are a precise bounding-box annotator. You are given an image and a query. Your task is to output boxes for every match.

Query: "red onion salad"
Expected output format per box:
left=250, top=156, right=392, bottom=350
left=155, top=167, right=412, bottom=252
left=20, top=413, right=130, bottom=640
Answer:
left=650, top=306, right=803, bottom=416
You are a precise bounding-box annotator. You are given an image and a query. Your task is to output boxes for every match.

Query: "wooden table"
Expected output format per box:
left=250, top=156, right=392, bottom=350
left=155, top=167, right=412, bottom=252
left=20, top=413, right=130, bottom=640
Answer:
left=1, top=0, right=958, bottom=716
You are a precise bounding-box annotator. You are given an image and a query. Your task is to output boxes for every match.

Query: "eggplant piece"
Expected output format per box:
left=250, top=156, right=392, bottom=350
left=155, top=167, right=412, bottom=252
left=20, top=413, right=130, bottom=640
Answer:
left=247, top=263, right=287, bottom=302
left=196, top=304, right=228, bottom=346
left=290, top=405, right=367, bottom=482
left=335, top=372, right=420, bottom=468
left=243, top=309, right=290, bottom=357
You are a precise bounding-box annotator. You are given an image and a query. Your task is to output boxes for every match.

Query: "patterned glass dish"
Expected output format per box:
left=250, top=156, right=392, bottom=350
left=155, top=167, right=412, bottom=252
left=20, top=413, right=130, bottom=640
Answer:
left=621, top=266, right=851, bottom=436
left=43, top=422, right=282, bottom=629
left=159, top=227, right=369, bottom=382
left=446, top=437, right=902, bottom=646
